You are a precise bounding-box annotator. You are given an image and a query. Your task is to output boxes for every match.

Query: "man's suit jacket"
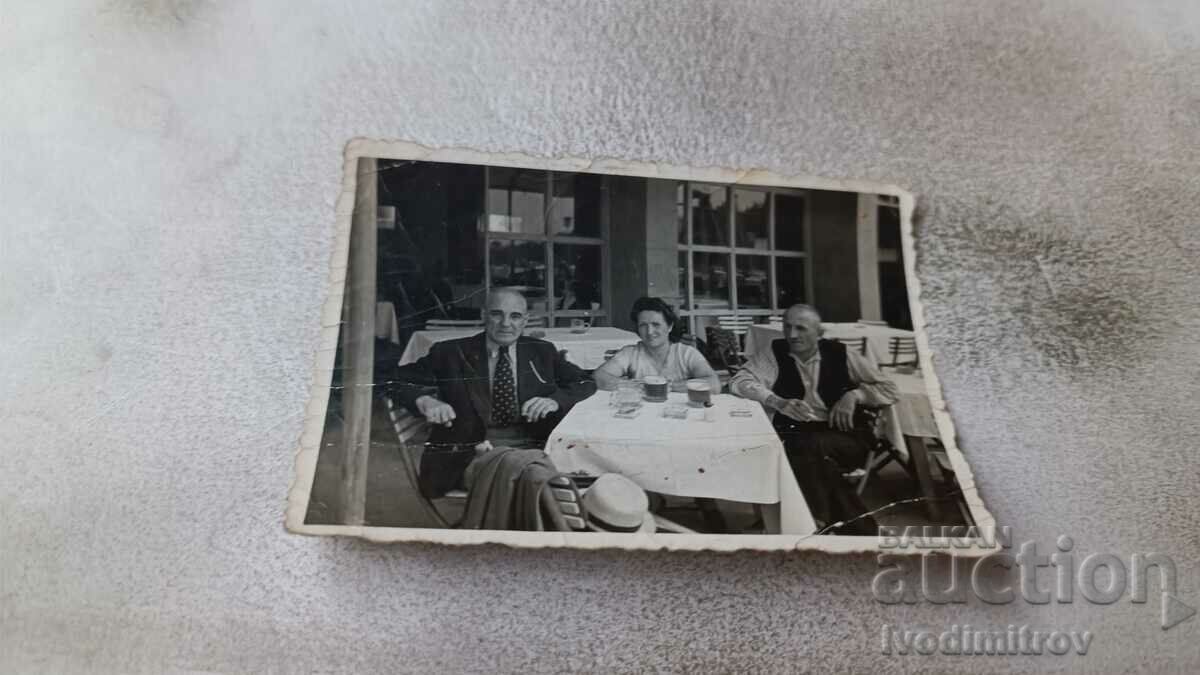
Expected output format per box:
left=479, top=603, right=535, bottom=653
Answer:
left=392, top=332, right=597, bottom=446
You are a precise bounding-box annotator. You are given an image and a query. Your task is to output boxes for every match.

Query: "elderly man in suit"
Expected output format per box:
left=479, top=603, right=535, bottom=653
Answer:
left=393, top=287, right=596, bottom=494
left=731, top=303, right=899, bottom=535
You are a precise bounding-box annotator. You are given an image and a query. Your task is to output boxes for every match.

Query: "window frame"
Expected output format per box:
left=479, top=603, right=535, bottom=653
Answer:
left=482, top=167, right=609, bottom=324
left=677, top=182, right=814, bottom=336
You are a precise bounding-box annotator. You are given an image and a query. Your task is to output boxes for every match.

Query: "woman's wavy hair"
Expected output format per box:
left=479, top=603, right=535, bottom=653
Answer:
left=629, top=296, right=684, bottom=342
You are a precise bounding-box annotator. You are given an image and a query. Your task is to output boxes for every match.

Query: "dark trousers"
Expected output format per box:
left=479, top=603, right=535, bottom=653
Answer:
left=776, top=422, right=879, bottom=536
left=420, top=426, right=540, bottom=498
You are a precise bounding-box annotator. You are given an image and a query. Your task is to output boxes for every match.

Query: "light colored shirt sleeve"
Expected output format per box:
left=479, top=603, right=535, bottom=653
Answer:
left=732, top=345, right=899, bottom=409
left=679, top=344, right=717, bottom=379
left=730, top=350, right=780, bottom=405
left=595, top=344, right=638, bottom=380
left=846, top=348, right=899, bottom=407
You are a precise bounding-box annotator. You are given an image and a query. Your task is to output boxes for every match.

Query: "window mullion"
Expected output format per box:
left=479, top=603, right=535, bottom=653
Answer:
left=545, top=171, right=554, bottom=322
left=769, top=191, right=778, bottom=313
left=685, top=182, right=695, bottom=335
left=728, top=187, right=738, bottom=316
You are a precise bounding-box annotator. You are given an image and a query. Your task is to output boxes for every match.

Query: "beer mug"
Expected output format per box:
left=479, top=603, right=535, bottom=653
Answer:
left=686, top=380, right=712, bottom=408
left=642, top=375, right=668, bottom=403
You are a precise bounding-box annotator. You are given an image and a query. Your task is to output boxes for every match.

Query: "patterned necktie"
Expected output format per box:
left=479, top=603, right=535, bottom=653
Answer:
left=492, top=345, right=517, bottom=427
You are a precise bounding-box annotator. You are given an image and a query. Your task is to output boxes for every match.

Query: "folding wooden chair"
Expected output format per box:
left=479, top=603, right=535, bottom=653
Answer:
left=830, top=336, right=869, bottom=356
left=382, top=397, right=458, bottom=527
left=850, top=407, right=917, bottom=496
left=716, top=315, right=756, bottom=353
left=385, top=396, right=599, bottom=531
left=885, top=336, right=918, bottom=367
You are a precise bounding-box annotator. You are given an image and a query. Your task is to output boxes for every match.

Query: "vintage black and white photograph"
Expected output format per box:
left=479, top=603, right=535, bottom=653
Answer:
left=287, top=142, right=992, bottom=550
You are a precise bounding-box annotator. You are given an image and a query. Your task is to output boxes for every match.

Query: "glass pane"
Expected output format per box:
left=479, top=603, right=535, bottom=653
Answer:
left=553, top=243, right=603, bottom=312
left=776, top=257, right=806, bottom=308
left=676, top=182, right=687, bottom=244
left=774, top=193, right=805, bottom=252
left=377, top=161, right=485, bottom=322
left=734, top=189, right=769, bottom=249
left=550, top=172, right=602, bottom=238
left=736, top=255, right=770, bottom=309
left=691, top=184, right=729, bottom=246
left=489, top=240, right=547, bottom=310
left=877, top=202, right=901, bottom=249
left=678, top=251, right=688, bottom=302
left=691, top=251, right=730, bottom=309
left=487, top=167, right=545, bottom=234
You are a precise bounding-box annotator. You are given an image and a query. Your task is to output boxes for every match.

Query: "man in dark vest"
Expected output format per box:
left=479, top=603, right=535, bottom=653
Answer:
left=731, top=304, right=898, bottom=535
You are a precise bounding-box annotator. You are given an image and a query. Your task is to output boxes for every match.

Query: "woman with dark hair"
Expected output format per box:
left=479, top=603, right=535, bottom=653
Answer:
left=594, top=297, right=720, bottom=393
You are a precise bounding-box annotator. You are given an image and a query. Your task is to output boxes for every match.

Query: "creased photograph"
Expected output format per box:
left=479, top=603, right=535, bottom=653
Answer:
left=286, top=141, right=995, bottom=552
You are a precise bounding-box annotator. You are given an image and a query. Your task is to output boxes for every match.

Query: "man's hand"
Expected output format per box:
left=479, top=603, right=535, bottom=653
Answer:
left=415, top=395, right=456, bottom=426
left=521, top=396, right=560, bottom=422
left=768, top=394, right=817, bottom=423
left=829, top=390, right=861, bottom=432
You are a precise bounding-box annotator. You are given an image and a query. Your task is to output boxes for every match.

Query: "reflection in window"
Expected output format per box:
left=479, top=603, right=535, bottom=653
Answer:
left=776, top=258, right=806, bottom=309
left=691, top=185, right=728, bottom=246
left=691, top=251, right=731, bottom=309
left=676, top=182, right=687, bottom=244
left=489, top=240, right=547, bottom=305
left=554, top=243, right=602, bottom=311
left=550, top=173, right=602, bottom=238
left=774, top=193, right=805, bottom=252
left=877, top=201, right=901, bottom=249
left=377, top=161, right=485, bottom=322
left=737, top=255, right=770, bottom=308
left=487, top=167, right=545, bottom=234
left=734, top=190, right=769, bottom=249
left=678, top=251, right=688, bottom=300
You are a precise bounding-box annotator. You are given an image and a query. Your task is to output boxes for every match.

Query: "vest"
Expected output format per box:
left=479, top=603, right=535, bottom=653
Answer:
left=769, top=338, right=854, bottom=428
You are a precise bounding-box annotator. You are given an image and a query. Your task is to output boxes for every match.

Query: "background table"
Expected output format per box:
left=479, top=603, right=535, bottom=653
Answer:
left=879, top=370, right=944, bottom=519
left=398, top=327, right=639, bottom=370
left=744, top=322, right=915, bottom=366
left=545, top=392, right=817, bottom=535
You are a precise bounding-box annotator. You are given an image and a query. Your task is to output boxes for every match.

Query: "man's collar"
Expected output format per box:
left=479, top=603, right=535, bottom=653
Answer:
left=790, top=349, right=821, bottom=366
left=485, top=335, right=520, bottom=356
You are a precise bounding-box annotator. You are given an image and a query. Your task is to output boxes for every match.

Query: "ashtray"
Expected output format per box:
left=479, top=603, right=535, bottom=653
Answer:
left=661, top=403, right=689, bottom=420
left=613, top=407, right=641, bottom=419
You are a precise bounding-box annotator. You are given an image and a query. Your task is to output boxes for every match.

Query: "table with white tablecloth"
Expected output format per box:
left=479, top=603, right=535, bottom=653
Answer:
left=398, top=327, right=640, bottom=370
left=878, top=370, right=945, bottom=519
left=744, top=322, right=915, bottom=366
left=545, top=392, right=817, bottom=535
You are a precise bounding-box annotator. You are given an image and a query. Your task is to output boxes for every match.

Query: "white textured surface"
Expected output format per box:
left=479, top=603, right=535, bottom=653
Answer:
left=2, top=0, right=1199, bottom=672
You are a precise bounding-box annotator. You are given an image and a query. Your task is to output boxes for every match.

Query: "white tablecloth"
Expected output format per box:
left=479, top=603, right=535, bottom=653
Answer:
left=888, top=371, right=938, bottom=439
left=398, top=327, right=640, bottom=370
left=869, top=370, right=938, bottom=464
left=545, top=392, right=817, bottom=535
left=744, top=323, right=915, bottom=366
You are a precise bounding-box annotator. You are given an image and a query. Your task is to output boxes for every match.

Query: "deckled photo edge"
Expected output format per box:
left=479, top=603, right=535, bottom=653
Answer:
left=283, top=138, right=999, bottom=556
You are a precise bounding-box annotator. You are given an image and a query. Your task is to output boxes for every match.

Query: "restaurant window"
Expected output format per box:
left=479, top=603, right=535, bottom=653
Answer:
left=876, top=194, right=911, bottom=330
left=484, top=167, right=607, bottom=323
left=677, top=182, right=810, bottom=336
left=376, top=161, right=486, bottom=339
